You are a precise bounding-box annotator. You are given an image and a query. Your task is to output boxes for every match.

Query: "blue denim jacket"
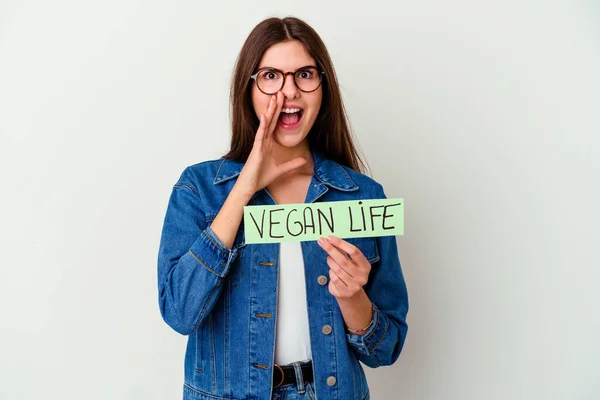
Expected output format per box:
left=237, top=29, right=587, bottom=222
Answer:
left=157, top=151, right=409, bottom=400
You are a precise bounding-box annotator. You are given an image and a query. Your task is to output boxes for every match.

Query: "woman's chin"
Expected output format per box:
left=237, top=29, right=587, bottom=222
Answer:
left=273, top=129, right=308, bottom=149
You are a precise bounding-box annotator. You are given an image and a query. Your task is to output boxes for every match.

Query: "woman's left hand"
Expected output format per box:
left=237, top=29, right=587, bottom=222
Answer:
left=317, top=235, right=371, bottom=300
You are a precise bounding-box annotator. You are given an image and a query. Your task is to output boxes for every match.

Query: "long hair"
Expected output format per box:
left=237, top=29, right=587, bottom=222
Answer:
left=224, top=17, right=367, bottom=174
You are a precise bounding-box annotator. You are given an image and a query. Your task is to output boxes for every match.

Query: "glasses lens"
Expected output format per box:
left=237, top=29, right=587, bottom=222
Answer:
left=295, top=67, right=322, bottom=92
left=257, top=70, right=283, bottom=94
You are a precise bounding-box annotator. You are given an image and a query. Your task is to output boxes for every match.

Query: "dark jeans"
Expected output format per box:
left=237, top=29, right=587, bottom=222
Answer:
left=271, top=361, right=317, bottom=400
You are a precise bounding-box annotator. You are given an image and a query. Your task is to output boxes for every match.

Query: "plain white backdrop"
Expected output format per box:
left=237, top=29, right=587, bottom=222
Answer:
left=1, top=1, right=599, bottom=399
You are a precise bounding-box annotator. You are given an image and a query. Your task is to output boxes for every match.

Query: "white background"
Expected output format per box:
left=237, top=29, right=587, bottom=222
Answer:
left=1, top=1, right=599, bottom=399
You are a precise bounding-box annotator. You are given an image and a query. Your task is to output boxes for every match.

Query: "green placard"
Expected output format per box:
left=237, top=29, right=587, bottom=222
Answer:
left=243, top=198, right=403, bottom=244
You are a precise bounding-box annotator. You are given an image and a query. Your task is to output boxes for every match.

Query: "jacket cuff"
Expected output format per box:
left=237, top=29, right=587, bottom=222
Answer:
left=188, top=225, right=238, bottom=278
left=345, top=302, right=388, bottom=355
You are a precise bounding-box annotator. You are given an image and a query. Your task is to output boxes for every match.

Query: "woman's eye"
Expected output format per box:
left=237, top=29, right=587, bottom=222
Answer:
left=264, top=72, right=278, bottom=80
left=298, top=71, right=313, bottom=79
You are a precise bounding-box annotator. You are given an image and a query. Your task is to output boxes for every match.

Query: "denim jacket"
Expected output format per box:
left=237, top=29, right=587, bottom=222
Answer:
left=157, top=151, right=409, bottom=400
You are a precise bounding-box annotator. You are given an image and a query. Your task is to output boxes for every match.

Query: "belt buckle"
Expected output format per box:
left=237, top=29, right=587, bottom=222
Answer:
left=273, top=364, right=285, bottom=388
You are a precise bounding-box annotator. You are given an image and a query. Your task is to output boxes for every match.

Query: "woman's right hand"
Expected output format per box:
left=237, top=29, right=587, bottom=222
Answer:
left=211, top=92, right=307, bottom=249
left=234, top=91, right=308, bottom=199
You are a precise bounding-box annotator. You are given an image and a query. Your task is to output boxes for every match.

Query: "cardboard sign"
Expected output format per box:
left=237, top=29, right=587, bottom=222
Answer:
left=243, top=198, right=404, bottom=244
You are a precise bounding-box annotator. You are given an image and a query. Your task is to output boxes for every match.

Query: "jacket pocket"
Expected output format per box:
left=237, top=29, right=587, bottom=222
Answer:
left=195, top=314, right=215, bottom=375
left=195, top=319, right=205, bottom=372
left=229, top=226, right=246, bottom=288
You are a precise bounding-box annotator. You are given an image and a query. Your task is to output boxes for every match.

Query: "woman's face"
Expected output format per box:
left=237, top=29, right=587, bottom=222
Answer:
left=251, top=40, right=323, bottom=151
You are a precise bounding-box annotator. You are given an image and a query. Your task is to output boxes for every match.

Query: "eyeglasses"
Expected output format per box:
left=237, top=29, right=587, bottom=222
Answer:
left=250, top=66, right=325, bottom=95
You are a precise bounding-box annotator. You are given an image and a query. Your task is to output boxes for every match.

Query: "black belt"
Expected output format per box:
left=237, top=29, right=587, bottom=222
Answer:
left=272, top=361, right=314, bottom=388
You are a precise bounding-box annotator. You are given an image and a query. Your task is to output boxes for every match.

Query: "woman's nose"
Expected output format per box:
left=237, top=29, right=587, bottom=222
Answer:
left=281, top=73, right=300, bottom=99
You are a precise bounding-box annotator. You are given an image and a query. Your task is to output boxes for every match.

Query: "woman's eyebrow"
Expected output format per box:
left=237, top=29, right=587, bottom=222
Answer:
left=256, top=66, right=278, bottom=71
left=256, top=65, right=318, bottom=71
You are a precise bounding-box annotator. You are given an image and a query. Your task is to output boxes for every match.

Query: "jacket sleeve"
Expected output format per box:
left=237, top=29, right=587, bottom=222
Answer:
left=157, top=168, right=239, bottom=335
left=345, top=190, right=409, bottom=367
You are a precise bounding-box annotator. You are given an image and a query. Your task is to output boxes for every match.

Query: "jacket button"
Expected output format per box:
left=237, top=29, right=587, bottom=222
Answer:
left=322, top=324, right=332, bottom=335
left=317, top=275, right=328, bottom=285
left=326, top=376, right=337, bottom=386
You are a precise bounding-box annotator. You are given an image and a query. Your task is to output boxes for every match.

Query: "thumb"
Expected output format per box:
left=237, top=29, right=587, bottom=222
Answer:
left=277, top=157, right=308, bottom=175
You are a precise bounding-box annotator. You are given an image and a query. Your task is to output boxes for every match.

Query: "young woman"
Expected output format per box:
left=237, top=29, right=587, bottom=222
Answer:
left=157, top=16, right=409, bottom=400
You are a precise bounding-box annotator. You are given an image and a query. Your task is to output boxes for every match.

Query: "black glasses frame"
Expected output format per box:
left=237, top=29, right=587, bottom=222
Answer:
left=249, top=65, right=325, bottom=95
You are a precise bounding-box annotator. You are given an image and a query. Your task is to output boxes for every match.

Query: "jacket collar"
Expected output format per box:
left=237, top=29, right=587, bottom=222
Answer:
left=213, top=150, right=359, bottom=192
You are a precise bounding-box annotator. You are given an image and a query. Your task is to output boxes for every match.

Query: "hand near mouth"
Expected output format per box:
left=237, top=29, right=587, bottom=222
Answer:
left=235, top=91, right=308, bottom=199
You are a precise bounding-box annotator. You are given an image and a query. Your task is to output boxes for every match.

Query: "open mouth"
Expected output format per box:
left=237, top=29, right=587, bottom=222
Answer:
left=278, top=108, right=304, bottom=129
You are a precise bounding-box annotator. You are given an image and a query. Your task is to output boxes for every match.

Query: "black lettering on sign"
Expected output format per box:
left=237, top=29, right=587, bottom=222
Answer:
left=317, top=207, right=334, bottom=235
left=382, top=202, right=402, bottom=230
left=349, top=206, right=362, bottom=232
left=249, top=209, right=266, bottom=239
left=269, top=208, right=284, bottom=239
left=303, top=207, right=315, bottom=235
left=349, top=201, right=368, bottom=232
left=360, top=201, right=367, bottom=230
left=369, top=205, right=385, bottom=231
left=286, top=208, right=302, bottom=237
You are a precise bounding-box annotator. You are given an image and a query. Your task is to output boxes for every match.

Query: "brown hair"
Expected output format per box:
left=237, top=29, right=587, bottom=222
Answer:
left=224, top=16, right=367, bottom=174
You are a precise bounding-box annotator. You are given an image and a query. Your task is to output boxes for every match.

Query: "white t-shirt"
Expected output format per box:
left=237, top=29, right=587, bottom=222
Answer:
left=274, top=241, right=313, bottom=365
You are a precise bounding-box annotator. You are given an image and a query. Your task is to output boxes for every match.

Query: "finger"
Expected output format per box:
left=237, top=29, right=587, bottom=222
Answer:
left=265, top=94, right=276, bottom=126
left=328, top=271, right=343, bottom=297
left=317, top=237, right=358, bottom=272
left=329, top=270, right=346, bottom=293
left=254, top=114, right=267, bottom=143
left=262, top=94, right=276, bottom=134
left=325, top=235, right=367, bottom=264
left=251, top=115, right=268, bottom=154
left=327, top=256, right=353, bottom=282
left=267, top=91, right=284, bottom=136
left=277, top=157, right=307, bottom=175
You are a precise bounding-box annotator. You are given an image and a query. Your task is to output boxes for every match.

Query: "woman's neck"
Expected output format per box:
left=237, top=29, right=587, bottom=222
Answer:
left=271, top=142, right=314, bottom=175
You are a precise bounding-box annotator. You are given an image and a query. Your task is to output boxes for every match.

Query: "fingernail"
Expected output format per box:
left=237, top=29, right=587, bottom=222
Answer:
left=317, top=237, right=324, bottom=245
